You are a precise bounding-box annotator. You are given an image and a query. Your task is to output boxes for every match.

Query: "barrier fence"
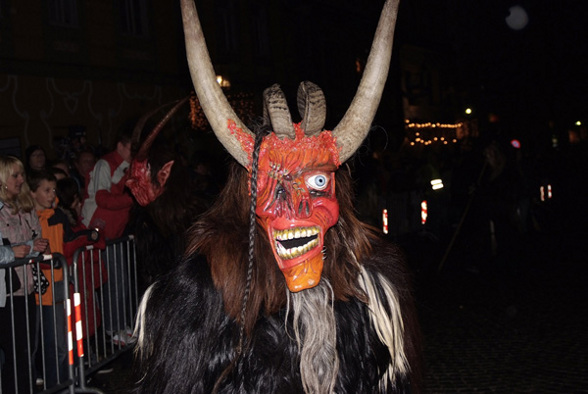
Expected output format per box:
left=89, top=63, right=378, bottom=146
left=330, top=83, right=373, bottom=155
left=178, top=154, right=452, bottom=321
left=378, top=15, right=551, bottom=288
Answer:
left=0, top=235, right=138, bottom=394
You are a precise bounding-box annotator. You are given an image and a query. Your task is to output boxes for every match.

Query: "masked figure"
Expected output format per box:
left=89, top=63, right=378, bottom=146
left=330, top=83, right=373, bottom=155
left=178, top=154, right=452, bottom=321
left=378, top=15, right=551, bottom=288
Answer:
left=134, top=0, right=421, bottom=393
left=125, top=100, right=209, bottom=288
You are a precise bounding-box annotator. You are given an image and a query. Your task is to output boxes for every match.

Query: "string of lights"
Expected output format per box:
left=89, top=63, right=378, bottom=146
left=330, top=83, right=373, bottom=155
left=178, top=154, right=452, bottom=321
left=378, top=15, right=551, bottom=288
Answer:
left=405, top=119, right=461, bottom=146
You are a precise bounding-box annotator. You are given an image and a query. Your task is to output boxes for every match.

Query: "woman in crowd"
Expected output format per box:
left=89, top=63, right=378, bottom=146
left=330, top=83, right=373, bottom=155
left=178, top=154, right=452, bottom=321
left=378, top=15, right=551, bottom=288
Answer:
left=25, top=145, right=48, bottom=174
left=0, top=155, right=48, bottom=394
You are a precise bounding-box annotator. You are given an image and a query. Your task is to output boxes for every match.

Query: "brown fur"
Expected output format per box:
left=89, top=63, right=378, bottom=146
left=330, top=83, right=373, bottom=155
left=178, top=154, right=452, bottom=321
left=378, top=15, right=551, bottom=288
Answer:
left=185, top=162, right=379, bottom=334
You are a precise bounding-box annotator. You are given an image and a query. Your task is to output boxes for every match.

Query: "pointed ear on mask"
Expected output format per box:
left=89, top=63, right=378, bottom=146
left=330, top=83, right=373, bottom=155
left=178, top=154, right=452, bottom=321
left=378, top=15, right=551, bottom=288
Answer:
left=157, top=160, right=174, bottom=188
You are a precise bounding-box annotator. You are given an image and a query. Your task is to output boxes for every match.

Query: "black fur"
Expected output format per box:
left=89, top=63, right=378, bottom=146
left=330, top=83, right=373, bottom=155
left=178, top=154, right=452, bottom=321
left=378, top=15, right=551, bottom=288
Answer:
left=134, top=253, right=414, bottom=394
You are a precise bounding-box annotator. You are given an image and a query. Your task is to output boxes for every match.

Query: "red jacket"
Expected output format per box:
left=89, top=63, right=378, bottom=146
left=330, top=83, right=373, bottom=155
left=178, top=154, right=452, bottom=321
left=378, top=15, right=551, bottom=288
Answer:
left=81, top=150, right=133, bottom=240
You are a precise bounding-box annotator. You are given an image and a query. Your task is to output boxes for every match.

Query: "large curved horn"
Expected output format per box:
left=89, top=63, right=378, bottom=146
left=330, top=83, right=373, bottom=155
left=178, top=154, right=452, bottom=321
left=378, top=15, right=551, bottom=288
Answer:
left=263, top=84, right=295, bottom=139
left=134, top=98, right=189, bottom=161
left=181, top=0, right=253, bottom=167
left=332, top=0, right=399, bottom=163
left=297, top=81, right=326, bottom=137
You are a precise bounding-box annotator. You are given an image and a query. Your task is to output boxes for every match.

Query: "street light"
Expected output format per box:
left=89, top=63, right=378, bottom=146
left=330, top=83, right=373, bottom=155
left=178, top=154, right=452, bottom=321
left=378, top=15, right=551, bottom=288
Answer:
left=216, top=75, right=231, bottom=88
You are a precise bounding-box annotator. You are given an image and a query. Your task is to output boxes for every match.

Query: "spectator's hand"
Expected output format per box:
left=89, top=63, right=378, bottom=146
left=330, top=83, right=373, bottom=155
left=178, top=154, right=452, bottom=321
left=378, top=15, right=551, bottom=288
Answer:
left=33, top=238, right=49, bottom=253
left=12, top=244, right=31, bottom=258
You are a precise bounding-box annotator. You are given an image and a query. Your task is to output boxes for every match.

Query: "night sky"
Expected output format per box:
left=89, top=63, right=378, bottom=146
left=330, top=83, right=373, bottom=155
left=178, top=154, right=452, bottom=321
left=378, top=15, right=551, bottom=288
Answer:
left=399, top=0, right=588, bottom=130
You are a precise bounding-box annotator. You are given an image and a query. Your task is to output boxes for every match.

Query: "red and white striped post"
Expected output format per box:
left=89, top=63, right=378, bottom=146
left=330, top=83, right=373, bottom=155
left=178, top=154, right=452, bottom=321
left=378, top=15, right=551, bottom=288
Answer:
left=67, top=299, right=74, bottom=366
left=74, top=293, right=84, bottom=358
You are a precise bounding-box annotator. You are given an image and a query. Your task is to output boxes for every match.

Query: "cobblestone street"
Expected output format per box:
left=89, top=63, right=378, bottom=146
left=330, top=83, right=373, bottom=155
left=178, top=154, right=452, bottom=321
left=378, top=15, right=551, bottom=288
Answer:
left=416, top=231, right=588, bottom=393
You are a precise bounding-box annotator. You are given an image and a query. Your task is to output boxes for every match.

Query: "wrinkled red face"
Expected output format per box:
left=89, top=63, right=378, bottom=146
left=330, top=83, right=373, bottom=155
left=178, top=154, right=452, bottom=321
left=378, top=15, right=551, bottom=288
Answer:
left=254, top=126, right=340, bottom=292
left=126, top=159, right=161, bottom=207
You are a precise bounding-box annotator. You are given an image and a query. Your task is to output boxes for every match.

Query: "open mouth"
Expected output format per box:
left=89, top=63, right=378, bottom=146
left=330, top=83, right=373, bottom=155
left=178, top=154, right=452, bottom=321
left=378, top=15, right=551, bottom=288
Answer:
left=273, top=226, right=320, bottom=260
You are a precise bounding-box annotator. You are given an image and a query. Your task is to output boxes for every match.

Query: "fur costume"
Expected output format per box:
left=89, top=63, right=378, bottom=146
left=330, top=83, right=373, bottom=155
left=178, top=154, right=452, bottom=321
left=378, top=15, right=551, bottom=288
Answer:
left=135, top=0, right=421, bottom=392
left=135, top=164, right=421, bottom=393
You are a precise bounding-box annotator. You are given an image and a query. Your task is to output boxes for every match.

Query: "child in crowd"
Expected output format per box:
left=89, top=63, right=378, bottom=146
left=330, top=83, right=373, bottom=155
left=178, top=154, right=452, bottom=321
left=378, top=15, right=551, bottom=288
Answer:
left=28, top=170, right=68, bottom=387
left=29, top=172, right=105, bottom=388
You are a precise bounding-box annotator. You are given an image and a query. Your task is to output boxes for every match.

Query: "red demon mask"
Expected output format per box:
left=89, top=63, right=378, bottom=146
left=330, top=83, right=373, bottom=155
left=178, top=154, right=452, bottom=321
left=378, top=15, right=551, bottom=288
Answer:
left=125, top=98, right=187, bottom=207
left=126, top=159, right=174, bottom=207
left=183, top=0, right=396, bottom=294
left=255, top=125, right=340, bottom=292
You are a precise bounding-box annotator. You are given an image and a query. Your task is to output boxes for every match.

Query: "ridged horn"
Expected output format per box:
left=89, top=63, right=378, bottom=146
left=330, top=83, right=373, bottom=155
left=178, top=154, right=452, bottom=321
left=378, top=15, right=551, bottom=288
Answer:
left=263, top=84, right=295, bottom=139
left=297, top=81, right=326, bottom=136
left=181, top=0, right=253, bottom=167
left=134, top=98, right=189, bottom=161
left=132, top=102, right=170, bottom=151
left=332, top=0, right=399, bottom=163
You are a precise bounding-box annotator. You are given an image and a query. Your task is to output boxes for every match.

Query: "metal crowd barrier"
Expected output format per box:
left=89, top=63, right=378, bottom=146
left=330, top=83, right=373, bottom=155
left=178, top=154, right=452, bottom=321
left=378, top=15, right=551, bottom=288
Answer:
left=0, top=235, right=138, bottom=394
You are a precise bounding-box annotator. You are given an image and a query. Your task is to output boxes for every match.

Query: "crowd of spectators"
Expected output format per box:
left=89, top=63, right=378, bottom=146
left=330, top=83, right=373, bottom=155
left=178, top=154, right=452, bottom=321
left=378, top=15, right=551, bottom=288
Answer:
left=0, top=130, right=130, bottom=392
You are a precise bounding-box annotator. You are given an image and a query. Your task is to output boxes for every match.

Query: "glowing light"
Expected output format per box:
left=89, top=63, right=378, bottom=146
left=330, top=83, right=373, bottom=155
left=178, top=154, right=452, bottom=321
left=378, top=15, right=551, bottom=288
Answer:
left=216, top=75, right=231, bottom=88
left=576, top=121, right=582, bottom=126
left=421, top=200, right=428, bottom=225
left=382, top=209, right=388, bottom=234
left=551, top=135, right=559, bottom=148
left=430, top=179, right=444, bottom=190
left=465, top=108, right=472, bottom=115
left=404, top=120, right=464, bottom=147
left=405, top=121, right=463, bottom=129
left=540, top=185, right=552, bottom=201
left=510, top=139, right=521, bottom=149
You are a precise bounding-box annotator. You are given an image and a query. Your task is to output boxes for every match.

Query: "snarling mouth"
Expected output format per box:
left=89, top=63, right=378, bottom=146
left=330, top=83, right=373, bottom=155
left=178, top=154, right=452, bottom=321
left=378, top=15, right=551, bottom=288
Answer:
left=273, top=226, right=320, bottom=260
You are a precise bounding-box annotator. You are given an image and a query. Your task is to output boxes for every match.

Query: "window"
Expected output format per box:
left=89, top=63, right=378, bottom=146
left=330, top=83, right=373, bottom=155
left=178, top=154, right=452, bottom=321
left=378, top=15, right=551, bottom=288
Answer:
left=120, top=0, right=149, bottom=37
left=48, top=0, right=79, bottom=27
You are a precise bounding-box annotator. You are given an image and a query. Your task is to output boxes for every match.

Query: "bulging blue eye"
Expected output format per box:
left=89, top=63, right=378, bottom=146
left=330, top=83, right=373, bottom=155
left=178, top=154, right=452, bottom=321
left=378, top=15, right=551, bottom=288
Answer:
left=306, top=174, right=329, bottom=191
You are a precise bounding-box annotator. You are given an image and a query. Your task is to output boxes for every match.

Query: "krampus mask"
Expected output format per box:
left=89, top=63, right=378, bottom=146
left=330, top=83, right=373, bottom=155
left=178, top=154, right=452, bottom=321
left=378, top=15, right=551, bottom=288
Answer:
left=126, top=98, right=188, bottom=206
left=181, top=0, right=398, bottom=292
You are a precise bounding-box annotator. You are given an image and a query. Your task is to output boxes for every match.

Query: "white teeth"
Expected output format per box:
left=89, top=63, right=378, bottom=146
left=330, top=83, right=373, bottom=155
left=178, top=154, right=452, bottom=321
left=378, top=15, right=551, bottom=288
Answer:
left=273, top=226, right=321, bottom=260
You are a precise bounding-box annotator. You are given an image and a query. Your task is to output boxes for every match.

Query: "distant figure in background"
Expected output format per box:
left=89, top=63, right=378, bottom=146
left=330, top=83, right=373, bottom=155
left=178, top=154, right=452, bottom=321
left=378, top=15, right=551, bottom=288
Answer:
left=81, top=132, right=132, bottom=240
left=50, top=159, right=71, bottom=180
left=70, top=147, right=97, bottom=193
left=25, top=145, right=48, bottom=174
left=49, top=167, right=69, bottom=181
left=0, top=155, right=49, bottom=394
left=125, top=99, right=208, bottom=289
left=81, top=129, right=134, bottom=345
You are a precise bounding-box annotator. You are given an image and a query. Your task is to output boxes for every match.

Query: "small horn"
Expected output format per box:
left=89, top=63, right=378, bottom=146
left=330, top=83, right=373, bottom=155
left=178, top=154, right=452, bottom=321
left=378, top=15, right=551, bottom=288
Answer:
left=297, top=81, right=326, bottom=136
left=181, top=0, right=253, bottom=167
left=135, top=98, right=189, bottom=161
left=263, top=84, right=295, bottom=139
left=332, top=0, right=399, bottom=163
left=132, top=103, right=170, bottom=149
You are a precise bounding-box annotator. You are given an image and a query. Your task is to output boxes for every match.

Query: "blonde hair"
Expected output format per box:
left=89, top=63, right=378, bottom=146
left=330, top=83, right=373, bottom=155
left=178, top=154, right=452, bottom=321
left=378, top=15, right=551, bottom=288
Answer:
left=0, top=155, right=35, bottom=214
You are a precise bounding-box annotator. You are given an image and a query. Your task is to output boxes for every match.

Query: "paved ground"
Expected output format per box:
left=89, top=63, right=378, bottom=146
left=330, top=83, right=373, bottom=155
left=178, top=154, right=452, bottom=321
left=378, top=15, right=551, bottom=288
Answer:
left=89, top=229, right=588, bottom=393
left=415, top=230, right=588, bottom=393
